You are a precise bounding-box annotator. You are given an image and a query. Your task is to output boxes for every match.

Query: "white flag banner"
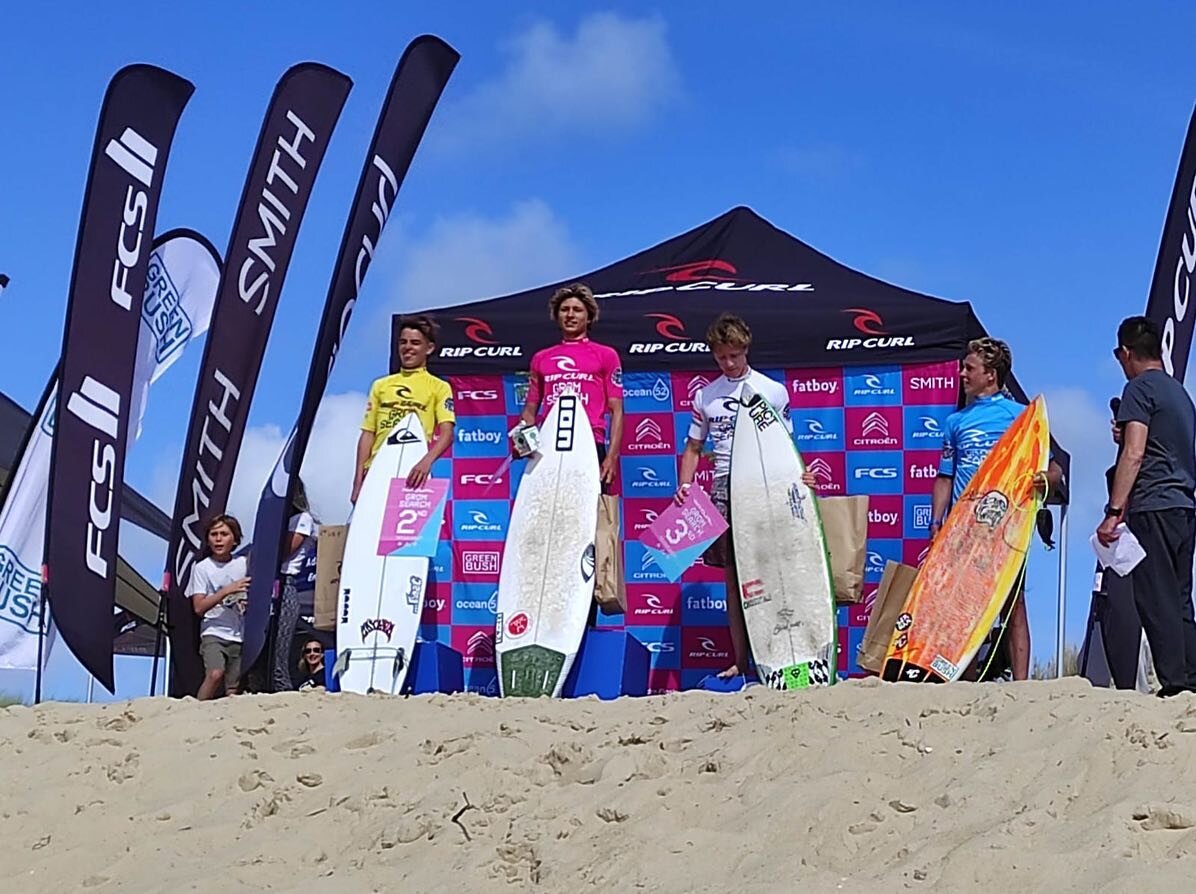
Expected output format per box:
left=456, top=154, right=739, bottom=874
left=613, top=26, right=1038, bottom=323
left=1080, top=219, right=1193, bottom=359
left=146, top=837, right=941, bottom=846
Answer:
left=0, top=231, right=219, bottom=670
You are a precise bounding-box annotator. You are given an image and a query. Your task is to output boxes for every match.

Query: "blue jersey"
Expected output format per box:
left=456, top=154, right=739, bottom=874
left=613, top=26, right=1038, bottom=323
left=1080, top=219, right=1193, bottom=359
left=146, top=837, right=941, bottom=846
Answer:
left=938, top=392, right=1023, bottom=504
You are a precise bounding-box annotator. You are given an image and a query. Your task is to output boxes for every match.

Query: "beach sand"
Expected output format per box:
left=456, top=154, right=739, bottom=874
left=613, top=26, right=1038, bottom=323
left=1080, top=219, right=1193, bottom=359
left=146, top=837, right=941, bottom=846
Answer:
left=2, top=677, right=1195, bottom=892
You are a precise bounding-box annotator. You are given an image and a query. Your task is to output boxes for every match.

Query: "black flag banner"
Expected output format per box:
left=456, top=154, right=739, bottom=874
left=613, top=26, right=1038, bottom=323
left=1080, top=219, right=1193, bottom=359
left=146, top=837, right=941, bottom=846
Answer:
left=165, top=63, right=351, bottom=696
left=243, top=37, right=460, bottom=681
left=1145, top=106, right=1196, bottom=381
left=45, top=65, right=194, bottom=692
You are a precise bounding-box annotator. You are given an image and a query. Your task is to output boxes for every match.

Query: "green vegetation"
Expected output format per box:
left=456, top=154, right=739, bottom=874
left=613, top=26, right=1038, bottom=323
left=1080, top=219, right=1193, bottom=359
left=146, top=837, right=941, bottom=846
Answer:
left=1031, top=643, right=1080, bottom=680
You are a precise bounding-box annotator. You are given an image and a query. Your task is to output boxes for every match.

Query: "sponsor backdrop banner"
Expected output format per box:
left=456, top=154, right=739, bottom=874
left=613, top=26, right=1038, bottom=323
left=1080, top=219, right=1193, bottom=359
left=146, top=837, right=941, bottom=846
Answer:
left=45, top=65, right=194, bottom=692
left=405, top=360, right=957, bottom=694
left=165, top=64, right=351, bottom=696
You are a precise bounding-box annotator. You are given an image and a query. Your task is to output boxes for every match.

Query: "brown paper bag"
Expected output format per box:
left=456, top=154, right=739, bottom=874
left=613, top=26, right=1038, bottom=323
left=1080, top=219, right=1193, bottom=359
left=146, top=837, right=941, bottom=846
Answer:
left=594, top=494, right=627, bottom=612
left=313, top=524, right=347, bottom=631
left=857, top=560, right=918, bottom=674
left=819, top=495, right=869, bottom=604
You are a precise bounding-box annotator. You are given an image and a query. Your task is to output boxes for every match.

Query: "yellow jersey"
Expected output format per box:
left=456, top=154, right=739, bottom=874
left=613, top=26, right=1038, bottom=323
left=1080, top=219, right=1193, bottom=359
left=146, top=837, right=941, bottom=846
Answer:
left=360, top=368, right=455, bottom=466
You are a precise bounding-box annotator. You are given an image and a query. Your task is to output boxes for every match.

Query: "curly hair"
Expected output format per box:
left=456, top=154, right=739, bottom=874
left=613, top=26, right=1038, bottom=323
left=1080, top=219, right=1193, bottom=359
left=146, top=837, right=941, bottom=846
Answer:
left=706, top=313, right=752, bottom=350
left=967, top=337, right=1012, bottom=388
left=548, top=283, right=599, bottom=326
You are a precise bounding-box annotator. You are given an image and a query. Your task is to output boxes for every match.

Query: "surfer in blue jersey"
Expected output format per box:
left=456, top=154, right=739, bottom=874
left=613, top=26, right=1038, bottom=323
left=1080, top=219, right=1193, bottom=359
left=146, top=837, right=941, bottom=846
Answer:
left=676, top=313, right=797, bottom=679
left=932, top=337, right=1063, bottom=681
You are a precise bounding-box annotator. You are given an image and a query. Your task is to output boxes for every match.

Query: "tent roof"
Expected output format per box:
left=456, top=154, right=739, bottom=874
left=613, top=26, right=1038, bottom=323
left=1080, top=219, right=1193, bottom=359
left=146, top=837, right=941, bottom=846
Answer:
left=1, top=390, right=168, bottom=633
left=406, top=205, right=984, bottom=375
left=404, top=205, right=1070, bottom=502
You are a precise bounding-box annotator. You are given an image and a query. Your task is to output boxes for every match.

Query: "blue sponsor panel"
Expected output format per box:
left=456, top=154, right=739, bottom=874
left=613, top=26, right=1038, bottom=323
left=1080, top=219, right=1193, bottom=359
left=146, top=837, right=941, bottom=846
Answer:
left=864, top=538, right=903, bottom=584
left=846, top=626, right=866, bottom=676
left=453, top=415, right=508, bottom=457
left=626, top=625, right=681, bottom=671
left=622, top=372, right=674, bottom=412
left=844, top=366, right=902, bottom=408
left=681, top=669, right=719, bottom=691
left=903, top=494, right=935, bottom=540
left=903, top=404, right=950, bottom=449
left=453, top=499, right=510, bottom=541
left=451, top=583, right=499, bottom=625
left=793, top=407, right=845, bottom=453
left=846, top=450, right=903, bottom=495
left=837, top=604, right=850, bottom=627
left=429, top=539, right=454, bottom=584
left=624, top=540, right=668, bottom=584
left=680, top=582, right=727, bottom=626
left=465, top=666, right=499, bottom=696
left=432, top=458, right=454, bottom=498
left=621, top=454, right=677, bottom=496
left=507, top=455, right=526, bottom=497
left=503, top=374, right=532, bottom=415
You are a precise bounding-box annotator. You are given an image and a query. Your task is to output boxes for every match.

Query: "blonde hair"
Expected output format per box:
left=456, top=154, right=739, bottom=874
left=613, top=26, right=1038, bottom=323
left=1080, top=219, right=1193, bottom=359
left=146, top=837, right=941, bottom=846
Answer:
left=967, top=337, right=1012, bottom=388
left=549, top=283, right=599, bottom=326
left=706, top=313, right=752, bottom=349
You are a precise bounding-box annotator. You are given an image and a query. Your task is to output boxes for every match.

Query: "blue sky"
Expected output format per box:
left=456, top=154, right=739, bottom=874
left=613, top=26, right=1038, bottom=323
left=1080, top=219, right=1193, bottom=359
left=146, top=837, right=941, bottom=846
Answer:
left=1, top=3, right=1193, bottom=699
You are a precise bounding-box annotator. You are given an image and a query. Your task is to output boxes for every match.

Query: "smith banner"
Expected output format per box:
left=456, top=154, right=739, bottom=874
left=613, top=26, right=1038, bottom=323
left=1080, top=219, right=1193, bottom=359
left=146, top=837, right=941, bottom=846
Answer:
left=244, top=36, right=460, bottom=680
left=1145, top=106, right=1196, bottom=382
left=166, top=63, right=351, bottom=696
left=0, top=232, right=219, bottom=672
left=45, top=65, right=194, bottom=692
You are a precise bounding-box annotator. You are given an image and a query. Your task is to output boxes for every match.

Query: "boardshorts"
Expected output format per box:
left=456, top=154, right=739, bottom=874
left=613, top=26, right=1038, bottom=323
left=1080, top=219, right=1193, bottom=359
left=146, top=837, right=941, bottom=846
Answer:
left=200, top=635, right=243, bottom=690
left=702, top=475, right=732, bottom=569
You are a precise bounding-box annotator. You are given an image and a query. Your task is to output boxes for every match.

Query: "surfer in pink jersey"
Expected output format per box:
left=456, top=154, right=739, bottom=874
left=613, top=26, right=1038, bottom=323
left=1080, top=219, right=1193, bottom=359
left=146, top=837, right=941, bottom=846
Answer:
left=931, top=337, right=1063, bottom=681
left=521, top=283, right=624, bottom=481
left=674, top=313, right=813, bottom=680
left=521, top=283, right=625, bottom=610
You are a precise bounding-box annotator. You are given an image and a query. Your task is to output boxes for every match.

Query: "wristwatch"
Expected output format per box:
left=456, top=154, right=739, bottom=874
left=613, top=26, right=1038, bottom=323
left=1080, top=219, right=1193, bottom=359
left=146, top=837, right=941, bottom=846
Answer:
left=1103, top=503, right=1123, bottom=518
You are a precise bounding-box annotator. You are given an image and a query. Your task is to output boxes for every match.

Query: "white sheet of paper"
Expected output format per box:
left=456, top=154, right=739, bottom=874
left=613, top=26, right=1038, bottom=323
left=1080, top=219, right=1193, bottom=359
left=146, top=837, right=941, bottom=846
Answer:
left=1090, top=524, right=1147, bottom=576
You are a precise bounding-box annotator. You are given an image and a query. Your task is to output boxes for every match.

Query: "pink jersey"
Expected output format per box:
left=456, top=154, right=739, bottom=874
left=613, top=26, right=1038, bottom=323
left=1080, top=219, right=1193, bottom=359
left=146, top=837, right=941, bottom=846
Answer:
left=526, top=338, right=623, bottom=442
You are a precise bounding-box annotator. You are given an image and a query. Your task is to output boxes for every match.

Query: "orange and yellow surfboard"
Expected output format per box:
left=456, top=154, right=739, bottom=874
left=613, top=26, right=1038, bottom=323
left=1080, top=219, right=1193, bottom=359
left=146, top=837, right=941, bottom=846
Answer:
left=882, top=396, right=1049, bottom=683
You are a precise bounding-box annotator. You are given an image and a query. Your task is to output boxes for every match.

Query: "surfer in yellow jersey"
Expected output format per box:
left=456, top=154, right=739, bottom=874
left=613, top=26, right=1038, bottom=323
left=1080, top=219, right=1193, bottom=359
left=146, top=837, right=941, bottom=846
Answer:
left=351, top=315, right=456, bottom=504
left=929, top=337, right=1063, bottom=681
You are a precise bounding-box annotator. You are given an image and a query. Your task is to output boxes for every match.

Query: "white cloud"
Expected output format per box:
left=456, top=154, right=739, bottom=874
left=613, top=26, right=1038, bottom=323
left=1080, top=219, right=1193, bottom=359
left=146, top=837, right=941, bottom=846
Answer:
left=220, top=392, right=368, bottom=541
left=387, top=199, right=582, bottom=313
left=434, top=13, right=681, bottom=153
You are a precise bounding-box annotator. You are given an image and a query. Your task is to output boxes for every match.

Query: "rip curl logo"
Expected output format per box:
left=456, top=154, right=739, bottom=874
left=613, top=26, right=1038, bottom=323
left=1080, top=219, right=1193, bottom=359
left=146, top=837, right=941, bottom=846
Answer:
left=360, top=618, right=395, bottom=641
left=456, top=317, right=497, bottom=345
left=845, top=308, right=888, bottom=335
left=143, top=254, right=193, bottom=365
left=650, top=259, right=743, bottom=283
left=645, top=313, right=688, bottom=341
left=554, top=355, right=579, bottom=372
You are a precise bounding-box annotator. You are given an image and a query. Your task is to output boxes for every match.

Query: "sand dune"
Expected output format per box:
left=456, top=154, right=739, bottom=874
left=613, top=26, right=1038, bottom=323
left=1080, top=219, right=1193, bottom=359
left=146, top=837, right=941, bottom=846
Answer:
left=2, top=678, right=1195, bottom=892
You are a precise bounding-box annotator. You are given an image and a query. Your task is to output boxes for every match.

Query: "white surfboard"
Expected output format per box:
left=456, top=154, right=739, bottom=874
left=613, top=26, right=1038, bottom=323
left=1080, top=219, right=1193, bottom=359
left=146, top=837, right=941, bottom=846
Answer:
left=730, top=386, right=836, bottom=689
left=496, top=393, right=600, bottom=697
left=336, top=414, right=429, bottom=695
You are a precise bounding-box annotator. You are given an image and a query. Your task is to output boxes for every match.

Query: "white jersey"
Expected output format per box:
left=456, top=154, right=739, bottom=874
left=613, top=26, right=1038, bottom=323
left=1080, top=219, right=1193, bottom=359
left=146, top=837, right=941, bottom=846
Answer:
left=186, top=554, right=248, bottom=643
left=688, top=368, right=791, bottom=477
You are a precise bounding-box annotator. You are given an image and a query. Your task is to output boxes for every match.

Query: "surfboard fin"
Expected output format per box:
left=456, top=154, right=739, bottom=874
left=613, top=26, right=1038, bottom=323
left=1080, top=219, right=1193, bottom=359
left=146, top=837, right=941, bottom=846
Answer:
left=331, top=649, right=351, bottom=680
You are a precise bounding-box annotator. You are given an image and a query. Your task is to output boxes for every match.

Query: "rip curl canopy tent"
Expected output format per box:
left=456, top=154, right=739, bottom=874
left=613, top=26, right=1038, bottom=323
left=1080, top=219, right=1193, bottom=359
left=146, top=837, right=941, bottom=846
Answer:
left=398, top=206, right=1073, bottom=685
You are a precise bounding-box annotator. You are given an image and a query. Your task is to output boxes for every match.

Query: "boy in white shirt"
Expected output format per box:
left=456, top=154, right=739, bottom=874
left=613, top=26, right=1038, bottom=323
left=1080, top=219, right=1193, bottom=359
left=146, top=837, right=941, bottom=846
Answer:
left=188, top=514, right=250, bottom=700
left=676, top=314, right=810, bottom=679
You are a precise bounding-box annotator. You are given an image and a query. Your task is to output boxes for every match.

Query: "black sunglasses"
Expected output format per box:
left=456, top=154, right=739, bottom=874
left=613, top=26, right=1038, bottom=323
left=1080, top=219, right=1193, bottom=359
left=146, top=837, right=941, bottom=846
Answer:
left=303, top=647, right=323, bottom=655
left=1112, top=346, right=1124, bottom=360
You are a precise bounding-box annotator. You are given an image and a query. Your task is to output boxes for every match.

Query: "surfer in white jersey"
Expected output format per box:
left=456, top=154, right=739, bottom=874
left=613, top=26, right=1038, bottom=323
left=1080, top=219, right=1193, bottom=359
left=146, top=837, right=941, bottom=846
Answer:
left=675, top=314, right=812, bottom=679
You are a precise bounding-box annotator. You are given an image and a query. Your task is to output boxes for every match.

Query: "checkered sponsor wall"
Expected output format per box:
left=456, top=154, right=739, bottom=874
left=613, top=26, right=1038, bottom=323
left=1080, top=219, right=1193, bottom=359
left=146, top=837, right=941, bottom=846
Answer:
left=418, top=360, right=959, bottom=694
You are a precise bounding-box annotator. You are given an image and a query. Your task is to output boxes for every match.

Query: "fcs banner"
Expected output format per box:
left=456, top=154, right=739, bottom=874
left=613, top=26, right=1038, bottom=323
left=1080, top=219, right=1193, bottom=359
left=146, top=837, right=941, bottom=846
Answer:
left=243, top=37, right=460, bottom=678
left=44, top=65, right=193, bottom=692
left=1145, top=107, right=1196, bottom=381
left=0, top=232, right=220, bottom=672
left=165, top=63, right=352, bottom=696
